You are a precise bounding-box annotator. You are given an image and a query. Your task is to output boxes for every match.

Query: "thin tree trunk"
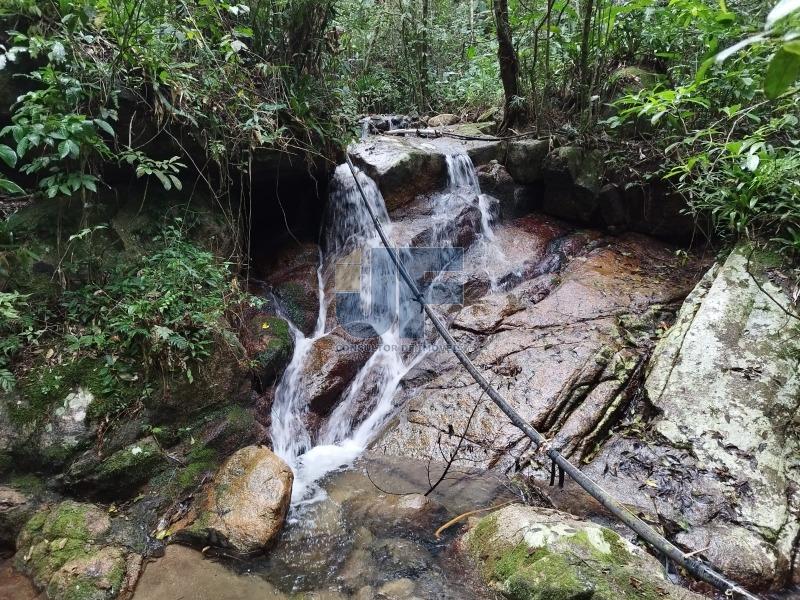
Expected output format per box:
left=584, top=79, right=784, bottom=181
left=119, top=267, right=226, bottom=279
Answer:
left=420, top=0, right=430, bottom=111
left=493, top=0, right=522, bottom=131
left=469, top=0, right=475, bottom=44
left=578, top=0, right=595, bottom=116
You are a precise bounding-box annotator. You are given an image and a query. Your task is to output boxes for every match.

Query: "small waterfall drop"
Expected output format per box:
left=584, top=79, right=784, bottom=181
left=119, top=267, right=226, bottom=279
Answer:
left=269, top=153, right=504, bottom=505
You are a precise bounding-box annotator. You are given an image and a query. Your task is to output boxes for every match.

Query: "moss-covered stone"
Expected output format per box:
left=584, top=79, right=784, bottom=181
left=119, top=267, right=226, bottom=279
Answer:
left=66, top=437, right=166, bottom=497
left=91, top=437, right=166, bottom=493
left=250, top=316, right=293, bottom=389
left=464, top=505, right=703, bottom=600
left=15, top=501, right=134, bottom=600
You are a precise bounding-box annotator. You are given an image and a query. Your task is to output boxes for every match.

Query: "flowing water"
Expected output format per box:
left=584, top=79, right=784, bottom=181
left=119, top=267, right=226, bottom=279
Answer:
left=269, top=152, right=501, bottom=506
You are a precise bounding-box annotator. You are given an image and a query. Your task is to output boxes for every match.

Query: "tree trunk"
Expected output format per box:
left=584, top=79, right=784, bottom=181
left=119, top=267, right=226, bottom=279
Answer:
left=420, top=0, right=430, bottom=110
left=493, top=0, right=522, bottom=131
left=578, top=0, right=595, bottom=116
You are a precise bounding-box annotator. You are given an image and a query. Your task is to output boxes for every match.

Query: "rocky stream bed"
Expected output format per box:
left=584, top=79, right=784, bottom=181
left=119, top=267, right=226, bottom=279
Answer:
left=1, top=125, right=798, bottom=600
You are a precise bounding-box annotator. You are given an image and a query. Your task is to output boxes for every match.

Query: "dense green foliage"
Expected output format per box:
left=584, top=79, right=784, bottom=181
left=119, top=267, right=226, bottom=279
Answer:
left=1, top=218, right=250, bottom=424
left=1, top=0, right=798, bottom=394
left=0, top=0, right=348, bottom=205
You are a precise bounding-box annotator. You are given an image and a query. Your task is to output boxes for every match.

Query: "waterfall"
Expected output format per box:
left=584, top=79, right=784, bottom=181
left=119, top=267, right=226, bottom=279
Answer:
left=269, top=153, right=500, bottom=505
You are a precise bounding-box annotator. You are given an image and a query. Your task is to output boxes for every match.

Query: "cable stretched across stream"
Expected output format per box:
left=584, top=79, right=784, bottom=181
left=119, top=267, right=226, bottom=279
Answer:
left=344, top=156, right=760, bottom=600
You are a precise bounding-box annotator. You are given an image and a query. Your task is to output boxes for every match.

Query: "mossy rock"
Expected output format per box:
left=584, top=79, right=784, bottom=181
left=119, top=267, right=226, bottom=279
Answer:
left=15, top=501, right=134, bottom=600
left=67, top=437, right=166, bottom=498
left=464, top=505, right=704, bottom=600
left=245, top=314, right=293, bottom=390
left=148, top=334, right=250, bottom=422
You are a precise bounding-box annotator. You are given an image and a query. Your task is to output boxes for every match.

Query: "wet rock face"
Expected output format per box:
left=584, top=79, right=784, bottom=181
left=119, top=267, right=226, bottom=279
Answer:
left=377, top=227, right=699, bottom=469
left=584, top=248, right=800, bottom=590
left=267, top=242, right=321, bottom=336
left=177, top=445, right=293, bottom=555
left=463, top=504, right=704, bottom=600
left=477, top=162, right=539, bottom=220
left=350, top=137, right=448, bottom=212
left=240, top=311, right=294, bottom=391
left=14, top=500, right=140, bottom=600
left=0, top=484, right=39, bottom=549
left=541, top=146, right=603, bottom=223
left=303, top=325, right=380, bottom=418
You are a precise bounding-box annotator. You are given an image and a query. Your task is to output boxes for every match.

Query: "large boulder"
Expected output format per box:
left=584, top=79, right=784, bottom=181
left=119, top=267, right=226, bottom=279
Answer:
left=14, top=500, right=140, bottom=600
left=584, top=248, right=800, bottom=590
left=477, top=162, right=539, bottom=219
left=464, top=505, right=704, bottom=600
left=504, top=139, right=549, bottom=185
left=541, top=146, right=603, bottom=223
left=349, top=137, right=447, bottom=212
left=176, top=445, right=293, bottom=555
left=427, top=113, right=460, bottom=127
left=301, top=325, right=379, bottom=417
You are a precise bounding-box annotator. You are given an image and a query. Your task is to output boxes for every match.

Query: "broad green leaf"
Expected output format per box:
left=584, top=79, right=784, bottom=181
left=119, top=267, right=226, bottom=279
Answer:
left=0, top=178, right=24, bottom=194
left=94, top=119, right=115, bottom=137
left=0, top=144, right=16, bottom=168
left=764, top=47, right=800, bottom=99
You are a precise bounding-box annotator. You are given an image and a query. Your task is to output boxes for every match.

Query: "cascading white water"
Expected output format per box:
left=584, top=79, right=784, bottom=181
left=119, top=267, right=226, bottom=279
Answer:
left=270, top=152, right=503, bottom=506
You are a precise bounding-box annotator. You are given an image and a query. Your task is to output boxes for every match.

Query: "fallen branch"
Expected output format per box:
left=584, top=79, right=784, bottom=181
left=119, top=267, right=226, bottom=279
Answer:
left=434, top=500, right=515, bottom=539
left=382, top=127, right=540, bottom=142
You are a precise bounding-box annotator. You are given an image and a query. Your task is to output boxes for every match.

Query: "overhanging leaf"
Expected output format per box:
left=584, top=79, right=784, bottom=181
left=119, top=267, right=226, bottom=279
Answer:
left=0, top=144, right=16, bottom=168
left=0, top=178, right=23, bottom=194
left=766, top=0, right=800, bottom=27
left=764, top=46, right=800, bottom=99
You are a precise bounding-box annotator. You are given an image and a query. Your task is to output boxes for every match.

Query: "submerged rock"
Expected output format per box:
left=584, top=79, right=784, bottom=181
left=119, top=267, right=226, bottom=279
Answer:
left=14, top=500, right=139, bottom=600
left=177, top=445, right=292, bottom=555
left=584, top=248, right=800, bottom=590
left=464, top=504, right=703, bottom=599
left=133, top=544, right=288, bottom=600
